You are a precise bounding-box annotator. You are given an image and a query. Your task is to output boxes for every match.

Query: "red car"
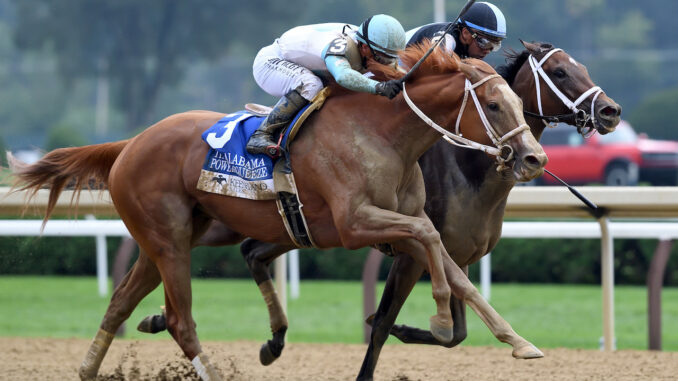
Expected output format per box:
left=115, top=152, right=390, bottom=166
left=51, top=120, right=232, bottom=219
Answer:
left=538, top=120, right=678, bottom=186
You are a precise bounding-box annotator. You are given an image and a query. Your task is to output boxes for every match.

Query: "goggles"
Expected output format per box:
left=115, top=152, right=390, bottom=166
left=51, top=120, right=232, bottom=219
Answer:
left=372, top=49, right=398, bottom=66
left=471, top=32, right=502, bottom=52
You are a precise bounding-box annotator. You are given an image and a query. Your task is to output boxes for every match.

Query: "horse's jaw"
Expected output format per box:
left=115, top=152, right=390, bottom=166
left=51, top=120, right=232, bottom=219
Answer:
left=508, top=134, right=548, bottom=182
left=512, top=165, right=545, bottom=183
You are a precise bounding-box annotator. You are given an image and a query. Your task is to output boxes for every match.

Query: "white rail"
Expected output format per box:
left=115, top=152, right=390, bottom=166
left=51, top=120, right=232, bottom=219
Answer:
left=0, top=218, right=130, bottom=296
left=4, top=186, right=678, bottom=350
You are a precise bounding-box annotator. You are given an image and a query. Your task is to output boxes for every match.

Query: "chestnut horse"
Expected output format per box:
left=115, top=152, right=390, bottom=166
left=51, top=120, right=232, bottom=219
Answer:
left=181, top=41, right=621, bottom=380
left=10, top=43, right=546, bottom=380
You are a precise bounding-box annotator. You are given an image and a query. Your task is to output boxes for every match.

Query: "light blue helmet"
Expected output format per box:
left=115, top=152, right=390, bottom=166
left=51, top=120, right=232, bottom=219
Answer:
left=355, top=14, right=406, bottom=58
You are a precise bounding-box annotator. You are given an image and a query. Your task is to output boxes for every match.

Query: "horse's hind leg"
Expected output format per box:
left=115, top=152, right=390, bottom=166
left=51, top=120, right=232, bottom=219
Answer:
left=136, top=237, right=292, bottom=367
left=240, top=238, right=295, bottom=365
left=79, top=249, right=161, bottom=380
left=137, top=238, right=222, bottom=380
left=136, top=218, right=241, bottom=334
left=110, top=188, right=222, bottom=380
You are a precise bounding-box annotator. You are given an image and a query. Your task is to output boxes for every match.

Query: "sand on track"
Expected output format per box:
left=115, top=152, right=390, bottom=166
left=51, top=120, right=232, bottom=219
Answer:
left=1, top=337, right=676, bottom=380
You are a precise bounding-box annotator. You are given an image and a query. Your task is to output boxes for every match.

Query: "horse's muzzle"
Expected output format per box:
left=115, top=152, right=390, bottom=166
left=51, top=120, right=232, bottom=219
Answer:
left=594, top=98, right=622, bottom=135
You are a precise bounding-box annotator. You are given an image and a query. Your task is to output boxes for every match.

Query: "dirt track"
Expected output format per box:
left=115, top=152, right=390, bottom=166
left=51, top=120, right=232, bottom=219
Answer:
left=1, top=337, right=677, bottom=380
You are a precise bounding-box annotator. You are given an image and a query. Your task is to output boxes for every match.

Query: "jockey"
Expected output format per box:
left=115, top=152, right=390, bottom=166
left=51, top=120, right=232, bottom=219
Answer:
left=247, top=14, right=407, bottom=158
left=406, top=1, right=506, bottom=60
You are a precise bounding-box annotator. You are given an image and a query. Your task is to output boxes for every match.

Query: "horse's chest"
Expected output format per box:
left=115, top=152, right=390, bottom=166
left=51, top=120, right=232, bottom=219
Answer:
left=441, top=215, right=502, bottom=266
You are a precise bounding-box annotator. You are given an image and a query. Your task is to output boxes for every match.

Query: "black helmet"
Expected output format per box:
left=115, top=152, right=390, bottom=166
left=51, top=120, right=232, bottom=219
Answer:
left=458, top=1, right=506, bottom=39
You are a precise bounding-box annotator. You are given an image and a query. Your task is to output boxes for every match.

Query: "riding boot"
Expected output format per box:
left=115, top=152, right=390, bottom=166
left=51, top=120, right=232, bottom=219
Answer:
left=246, top=89, right=309, bottom=158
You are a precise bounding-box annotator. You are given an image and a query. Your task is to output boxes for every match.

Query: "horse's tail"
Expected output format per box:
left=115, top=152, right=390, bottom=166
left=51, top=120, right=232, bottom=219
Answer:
left=7, top=139, right=130, bottom=225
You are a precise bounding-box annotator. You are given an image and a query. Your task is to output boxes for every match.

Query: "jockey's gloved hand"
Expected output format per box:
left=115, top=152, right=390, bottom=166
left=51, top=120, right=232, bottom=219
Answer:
left=375, top=80, right=403, bottom=99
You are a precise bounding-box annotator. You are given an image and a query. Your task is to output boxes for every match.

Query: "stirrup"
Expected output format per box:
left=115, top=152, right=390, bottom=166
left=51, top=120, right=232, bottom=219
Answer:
left=265, top=145, right=282, bottom=159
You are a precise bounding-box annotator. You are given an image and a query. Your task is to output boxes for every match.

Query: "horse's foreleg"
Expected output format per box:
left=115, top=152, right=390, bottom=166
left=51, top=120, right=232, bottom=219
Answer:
left=240, top=238, right=295, bottom=365
left=336, top=205, right=452, bottom=343
left=357, top=253, right=422, bottom=381
left=387, top=293, right=467, bottom=347
left=441, top=255, right=544, bottom=359
left=79, top=249, right=161, bottom=380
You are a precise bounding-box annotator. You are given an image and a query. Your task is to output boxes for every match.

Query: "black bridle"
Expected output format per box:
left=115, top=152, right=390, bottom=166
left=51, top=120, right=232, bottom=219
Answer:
left=523, top=109, right=595, bottom=137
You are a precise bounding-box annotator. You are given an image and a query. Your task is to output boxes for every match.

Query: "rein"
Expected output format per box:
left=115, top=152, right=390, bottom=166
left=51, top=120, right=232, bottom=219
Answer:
left=527, top=48, right=603, bottom=136
left=402, top=73, right=530, bottom=171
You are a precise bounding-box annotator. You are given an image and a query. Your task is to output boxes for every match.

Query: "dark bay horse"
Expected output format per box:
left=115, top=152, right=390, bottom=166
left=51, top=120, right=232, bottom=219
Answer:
left=10, top=43, right=546, bottom=380
left=357, top=40, right=621, bottom=379
left=185, top=41, right=621, bottom=379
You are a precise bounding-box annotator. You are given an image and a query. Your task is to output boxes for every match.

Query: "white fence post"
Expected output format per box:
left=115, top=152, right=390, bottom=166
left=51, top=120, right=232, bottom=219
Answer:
left=86, top=214, right=108, bottom=297
left=598, top=217, right=616, bottom=351
left=288, top=249, right=300, bottom=299
left=480, top=253, right=491, bottom=301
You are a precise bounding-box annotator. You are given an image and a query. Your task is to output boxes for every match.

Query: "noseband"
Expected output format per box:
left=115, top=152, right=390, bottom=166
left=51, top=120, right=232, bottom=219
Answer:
left=524, top=48, right=604, bottom=136
left=402, top=73, right=530, bottom=171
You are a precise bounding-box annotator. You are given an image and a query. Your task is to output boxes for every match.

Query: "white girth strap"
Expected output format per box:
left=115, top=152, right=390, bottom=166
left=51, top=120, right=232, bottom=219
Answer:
left=402, top=74, right=529, bottom=161
left=529, top=48, right=603, bottom=126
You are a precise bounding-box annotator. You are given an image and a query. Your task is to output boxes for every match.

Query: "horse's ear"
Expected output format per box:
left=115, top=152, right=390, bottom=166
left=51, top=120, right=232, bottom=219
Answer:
left=521, top=39, right=550, bottom=59
left=520, top=40, right=553, bottom=60
left=458, top=59, right=482, bottom=83
left=520, top=40, right=540, bottom=53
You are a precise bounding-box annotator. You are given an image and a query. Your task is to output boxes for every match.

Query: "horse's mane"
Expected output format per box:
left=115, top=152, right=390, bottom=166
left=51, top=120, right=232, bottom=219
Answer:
left=495, top=42, right=554, bottom=85
left=366, top=40, right=464, bottom=82
left=329, top=40, right=495, bottom=95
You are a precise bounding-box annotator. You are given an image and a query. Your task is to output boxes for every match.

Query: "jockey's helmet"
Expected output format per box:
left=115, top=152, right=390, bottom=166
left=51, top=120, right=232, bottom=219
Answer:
left=355, top=14, right=406, bottom=59
left=458, top=2, right=506, bottom=40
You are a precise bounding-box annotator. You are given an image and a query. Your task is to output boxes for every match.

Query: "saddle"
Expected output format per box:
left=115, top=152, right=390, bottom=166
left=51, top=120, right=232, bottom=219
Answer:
left=247, top=87, right=331, bottom=154
left=198, top=87, right=331, bottom=248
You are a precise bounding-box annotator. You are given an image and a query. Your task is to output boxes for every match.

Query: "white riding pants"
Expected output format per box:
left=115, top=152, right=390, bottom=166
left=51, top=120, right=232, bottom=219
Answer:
left=252, top=42, right=324, bottom=101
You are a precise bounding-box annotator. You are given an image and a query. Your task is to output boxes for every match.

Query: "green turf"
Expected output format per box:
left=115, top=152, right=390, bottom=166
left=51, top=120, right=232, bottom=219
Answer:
left=0, top=167, right=13, bottom=186
left=1, top=276, right=677, bottom=351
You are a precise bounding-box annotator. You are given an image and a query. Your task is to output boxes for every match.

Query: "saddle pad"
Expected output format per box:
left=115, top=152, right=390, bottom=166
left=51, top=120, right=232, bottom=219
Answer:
left=196, top=107, right=311, bottom=200
left=197, top=112, right=274, bottom=200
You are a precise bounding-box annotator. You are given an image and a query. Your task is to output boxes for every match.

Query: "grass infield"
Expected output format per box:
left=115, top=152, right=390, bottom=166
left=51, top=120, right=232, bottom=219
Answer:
left=1, top=276, right=677, bottom=351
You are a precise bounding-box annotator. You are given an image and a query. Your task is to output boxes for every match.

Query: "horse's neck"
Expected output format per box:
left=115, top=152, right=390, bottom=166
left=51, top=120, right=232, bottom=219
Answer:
left=382, top=74, right=466, bottom=164
left=419, top=141, right=513, bottom=265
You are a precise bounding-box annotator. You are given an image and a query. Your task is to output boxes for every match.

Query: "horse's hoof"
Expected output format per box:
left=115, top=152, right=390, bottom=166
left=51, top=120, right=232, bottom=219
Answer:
left=512, top=344, right=544, bottom=359
left=429, top=315, right=453, bottom=343
left=259, top=342, right=279, bottom=366
left=136, top=314, right=166, bottom=334
left=78, top=366, right=97, bottom=381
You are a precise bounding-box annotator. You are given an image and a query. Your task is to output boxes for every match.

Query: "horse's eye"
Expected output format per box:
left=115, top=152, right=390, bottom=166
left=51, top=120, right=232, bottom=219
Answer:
left=553, top=69, right=566, bottom=78
left=488, top=102, right=499, bottom=111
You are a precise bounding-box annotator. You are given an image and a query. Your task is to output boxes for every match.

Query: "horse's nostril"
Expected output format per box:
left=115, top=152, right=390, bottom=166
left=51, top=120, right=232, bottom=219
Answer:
left=600, top=105, right=621, bottom=118
left=523, top=154, right=541, bottom=169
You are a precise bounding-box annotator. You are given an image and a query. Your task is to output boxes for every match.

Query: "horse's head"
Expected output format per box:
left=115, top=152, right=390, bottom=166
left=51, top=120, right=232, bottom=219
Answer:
left=452, top=58, right=547, bottom=181
left=512, top=41, right=621, bottom=136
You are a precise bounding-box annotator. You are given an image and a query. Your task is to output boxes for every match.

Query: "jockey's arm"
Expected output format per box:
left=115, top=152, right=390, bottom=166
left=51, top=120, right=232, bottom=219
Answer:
left=324, top=55, right=379, bottom=94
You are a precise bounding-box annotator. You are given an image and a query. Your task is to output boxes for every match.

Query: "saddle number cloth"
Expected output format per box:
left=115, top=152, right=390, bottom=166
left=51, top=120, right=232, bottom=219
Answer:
left=197, top=112, right=277, bottom=200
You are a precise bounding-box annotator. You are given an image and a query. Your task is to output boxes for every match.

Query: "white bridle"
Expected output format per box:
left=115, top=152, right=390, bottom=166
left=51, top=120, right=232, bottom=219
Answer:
left=402, top=73, right=530, bottom=171
left=528, top=48, right=604, bottom=130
